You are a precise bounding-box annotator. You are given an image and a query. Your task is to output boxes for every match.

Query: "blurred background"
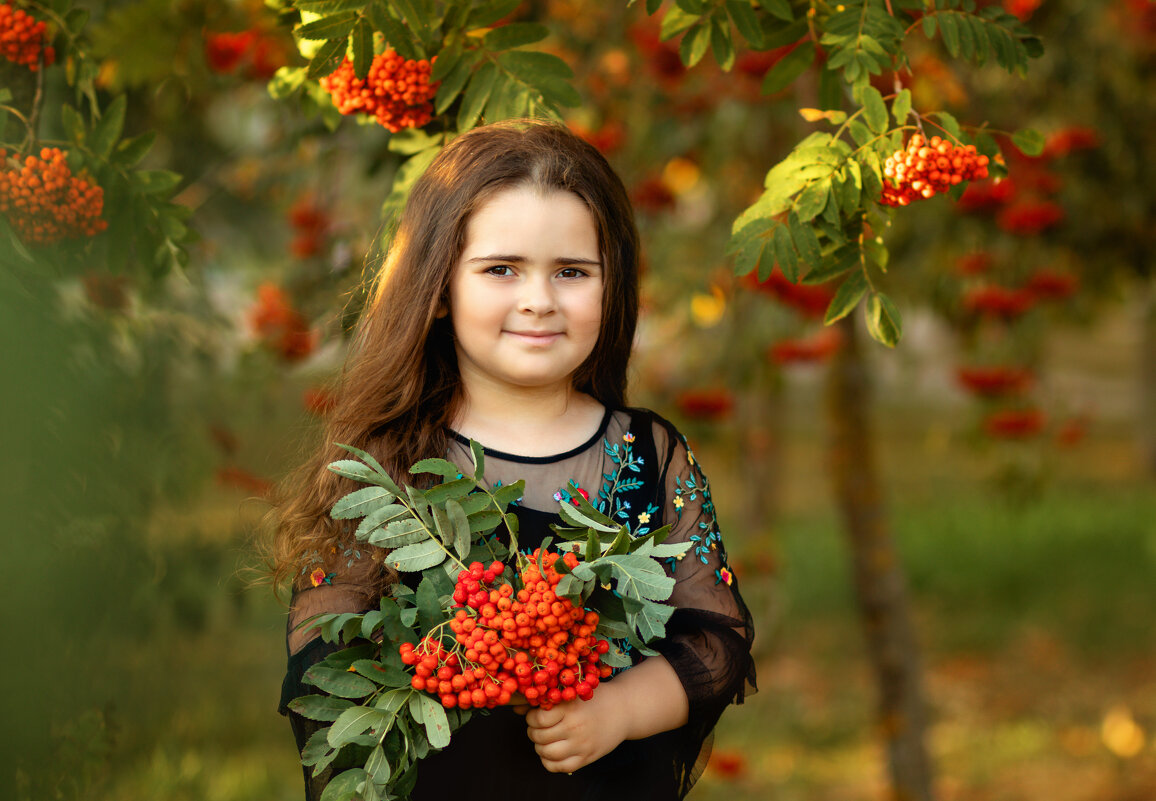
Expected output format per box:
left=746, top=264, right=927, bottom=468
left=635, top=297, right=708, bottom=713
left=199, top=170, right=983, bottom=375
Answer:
left=1, top=0, right=1154, bottom=799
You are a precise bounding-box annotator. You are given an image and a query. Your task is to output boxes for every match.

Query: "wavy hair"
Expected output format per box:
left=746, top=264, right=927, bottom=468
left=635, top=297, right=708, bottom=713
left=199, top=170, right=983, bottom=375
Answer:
left=268, top=119, right=641, bottom=595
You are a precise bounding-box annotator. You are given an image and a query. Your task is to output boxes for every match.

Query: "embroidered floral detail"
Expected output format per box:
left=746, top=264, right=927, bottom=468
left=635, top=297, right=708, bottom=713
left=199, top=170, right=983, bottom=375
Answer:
left=673, top=496, right=685, bottom=510
left=716, top=567, right=733, bottom=585
left=623, top=432, right=635, bottom=443
left=637, top=511, right=651, bottom=525
left=309, top=568, right=334, bottom=587
left=598, top=433, right=646, bottom=523
left=553, top=481, right=588, bottom=506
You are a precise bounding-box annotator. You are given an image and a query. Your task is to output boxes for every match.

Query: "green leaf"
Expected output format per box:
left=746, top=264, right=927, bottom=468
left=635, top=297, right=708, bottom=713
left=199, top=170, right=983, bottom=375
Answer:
left=305, top=666, right=377, bottom=699
left=680, top=21, right=711, bottom=68
left=114, top=131, right=156, bottom=168
left=1011, top=127, right=1045, bottom=157
left=133, top=170, right=183, bottom=196
left=498, top=49, right=574, bottom=80
left=824, top=270, right=868, bottom=324
left=801, top=244, right=858, bottom=285
left=483, top=22, right=549, bottom=51
left=788, top=211, right=822, bottom=272
left=329, top=706, right=391, bottom=748
left=794, top=179, right=830, bottom=222
left=761, top=41, right=814, bottom=95
left=709, top=16, right=736, bottom=71
left=321, top=768, right=368, bottom=801
left=865, top=292, right=902, bottom=347
left=351, top=16, right=373, bottom=80
left=307, top=36, right=348, bottom=78
left=296, top=0, right=369, bottom=11
left=289, top=694, right=356, bottom=722
left=757, top=0, right=793, bottom=22
left=659, top=7, right=700, bottom=40
left=466, top=0, right=521, bottom=28
left=921, top=13, right=937, bottom=39
left=725, top=0, right=764, bottom=47
left=435, top=52, right=476, bottom=114
left=297, top=12, right=357, bottom=41
left=416, top=692, right=452, bottom=748
left=332, top=486, right=396, bottom=519
left=367, top=517, right=425, bottom=548
left=940, top=12, right=961, bottom=57
left=425, top=477, right=476, bottom=504
left=858, top=85, right=888, bottom=134
left=415, top=576, right=443, bottom=635
left=930, top=110, right=962, bottom=143
left=371, top=1, right=421, bottom=60
left=301, top=727, right=339, bottom=773
left=457, top=61, right=497, bottom=130
left=90, top=95, right=126, bottom=159
left=891, top=88, right=912, bottom=125
left=388, top=540, right=448, bottom=572
left=772, top=223, right=799, bottom=283
left=446, top=499, right=471, bottom=558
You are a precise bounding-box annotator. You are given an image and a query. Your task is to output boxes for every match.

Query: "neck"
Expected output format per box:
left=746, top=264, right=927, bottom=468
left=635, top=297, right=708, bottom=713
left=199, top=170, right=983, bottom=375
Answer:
left=453, top=372, right=605, bottom=456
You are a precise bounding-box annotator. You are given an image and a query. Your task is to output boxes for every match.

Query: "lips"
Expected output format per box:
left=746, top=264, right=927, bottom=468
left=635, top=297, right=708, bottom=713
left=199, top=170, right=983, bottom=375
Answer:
left=505, top=330, right=562, bottom=345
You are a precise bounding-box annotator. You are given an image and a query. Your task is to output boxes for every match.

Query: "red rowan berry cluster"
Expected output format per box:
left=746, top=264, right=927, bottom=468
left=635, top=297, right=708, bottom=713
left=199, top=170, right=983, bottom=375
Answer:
left=320, top=50, right=439, bottom=133
left=880, top=134, right=990, bottom=207
left=400, top=553, right=613, bottom=711
left=0, top=3, right=54, bottom=70
left=0, top=148, right=107, bottom=245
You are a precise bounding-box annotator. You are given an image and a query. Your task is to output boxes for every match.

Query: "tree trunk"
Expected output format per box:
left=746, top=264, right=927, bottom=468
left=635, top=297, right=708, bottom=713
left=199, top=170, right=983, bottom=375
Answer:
left=826, top=315, right=935, bottom=801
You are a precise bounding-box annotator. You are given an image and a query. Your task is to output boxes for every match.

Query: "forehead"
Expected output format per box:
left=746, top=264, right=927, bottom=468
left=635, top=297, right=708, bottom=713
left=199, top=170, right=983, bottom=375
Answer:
left=461, top=185, right=598, bottom=250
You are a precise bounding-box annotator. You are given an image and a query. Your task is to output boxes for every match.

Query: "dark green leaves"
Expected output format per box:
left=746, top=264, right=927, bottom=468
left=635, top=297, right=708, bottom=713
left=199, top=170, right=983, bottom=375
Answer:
left=761, top=41, right=815, bottom=95
left=866, top=292, right=902, bottom=348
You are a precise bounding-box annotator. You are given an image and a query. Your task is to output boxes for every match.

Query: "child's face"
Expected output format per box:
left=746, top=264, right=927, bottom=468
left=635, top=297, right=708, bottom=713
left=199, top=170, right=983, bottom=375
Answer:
left=449, top=185, right=604, bottom=397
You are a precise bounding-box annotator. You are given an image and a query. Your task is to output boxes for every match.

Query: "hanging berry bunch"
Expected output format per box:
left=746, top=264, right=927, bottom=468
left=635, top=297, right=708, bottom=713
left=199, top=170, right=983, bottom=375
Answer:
left=320, top=49, right=438, bottom=133
left=0, top=2, right=54, bottom=70
left=881, top=134, right=990, bottom=207
left=403, top=553, right=612, bottom=712
left=0, top=148, right=107, bottom=245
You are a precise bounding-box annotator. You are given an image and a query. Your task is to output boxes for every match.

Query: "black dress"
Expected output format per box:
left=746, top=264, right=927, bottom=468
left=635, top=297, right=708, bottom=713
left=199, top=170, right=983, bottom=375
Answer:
left=280, top=408, right=757, bottom=800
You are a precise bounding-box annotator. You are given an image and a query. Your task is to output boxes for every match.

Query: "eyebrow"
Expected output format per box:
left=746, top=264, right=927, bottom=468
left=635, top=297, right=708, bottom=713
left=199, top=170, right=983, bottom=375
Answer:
left=465, top=254, right=602, bottom=266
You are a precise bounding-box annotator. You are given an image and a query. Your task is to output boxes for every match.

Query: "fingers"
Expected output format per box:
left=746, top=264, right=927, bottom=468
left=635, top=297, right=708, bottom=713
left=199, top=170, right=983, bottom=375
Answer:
left=525, top=705, right=565, bottom=729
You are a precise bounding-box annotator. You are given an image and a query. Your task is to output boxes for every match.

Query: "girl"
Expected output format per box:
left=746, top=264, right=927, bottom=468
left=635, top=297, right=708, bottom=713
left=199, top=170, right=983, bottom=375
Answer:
left=272, top=119, right=756, bottom=801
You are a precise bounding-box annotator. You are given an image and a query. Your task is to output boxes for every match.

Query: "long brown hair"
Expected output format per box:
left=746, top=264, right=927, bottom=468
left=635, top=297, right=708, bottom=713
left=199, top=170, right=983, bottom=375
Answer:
left=269, top=119, right=641, bottom=594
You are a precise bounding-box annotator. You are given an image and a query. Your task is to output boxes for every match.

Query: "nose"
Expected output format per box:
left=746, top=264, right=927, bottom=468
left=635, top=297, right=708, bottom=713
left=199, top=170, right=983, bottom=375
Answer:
left=518, top=273, right=557, bottom=316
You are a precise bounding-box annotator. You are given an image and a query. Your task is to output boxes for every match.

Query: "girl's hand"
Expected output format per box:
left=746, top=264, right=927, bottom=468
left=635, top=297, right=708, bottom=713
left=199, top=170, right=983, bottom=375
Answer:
left=522, top=655, right=690, bottom=773
left=524, top=688, right=629, bottom=773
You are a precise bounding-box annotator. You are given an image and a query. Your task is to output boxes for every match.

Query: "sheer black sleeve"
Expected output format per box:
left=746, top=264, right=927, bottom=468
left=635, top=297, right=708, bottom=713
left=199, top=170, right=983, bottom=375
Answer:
left=647, top=417, right=757, bottom=789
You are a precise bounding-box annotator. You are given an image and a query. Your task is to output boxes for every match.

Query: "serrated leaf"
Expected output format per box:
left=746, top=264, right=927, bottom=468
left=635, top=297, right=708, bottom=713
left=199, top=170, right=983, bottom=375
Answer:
left=678, top=21, right=710, bottom=67
left=301, top=726, right=339, bottom=772
left=600, top=554, right=677, bottom=601
left=859, top=85, right=888, bottom=133
left=931, top=110, right=962, bottom=143
left=758, top=0, right=793, bottom=22
left=355, top=504, right=410, bottom=539
left=367, top=517, right=425, bottom=548
left=133, top=170, right=182, bottom=196
left=297, top=12, right=357, bottom=41
left=289, top=694, right=356, bottom=722
left=725, top=0, right=764, bottom=47
left=370, top=1, right=420, bottom=60
left=458, top=60, right=497, bottom=131
left=469, top=440, right=485, bottom=481
left=435, top=53, right=475, bottom=114
left=446, top=499, right=471, bottom=557
left=1011, top=127, right=1045, bottom=157
left=90, top=94, right=126, bottom=159
left=558, top=500, right=619, bottom=534
left=788, top=210, right=822, bottom=272
left=416, top=692, right=452, bottom=748
left=761, top=41, right=815, bottom=94
left=321, top=768, right=368, bottom=801
left=801, top=244, right=859, bottom=285
left=940, top=12, right=961, bottom=57
left=865, top=292, right=902, bottom=347
left=632, top=598, right=676, bottom=642
left=794, top=179, right=830, bottom=222
left=467, top=0, right=521, bottom=28
left=296, top=0, right=369, bottom=11
left=329, top=706, right=390, bottom=749
left=425, top=477, right=476, bottom=505
left=498, top=49, right=574, bottom=81
left=824, top=270, right=868, bottom=324
left=351, top=17, right=373, bottom=79
left=388, top=540, right=448, bottom=572
left=307, top=36, right=347, bottom=78
left=483, top=22, right=549, bottom=51
left=771, top=223, right=799, bottom=283
left=921, top=13, right=937, bottom=39
left=332, top=486, right=396, bottom=519
left=891, top=88, right=912, bottom=125
left=305, top=666, right=377, bottom=699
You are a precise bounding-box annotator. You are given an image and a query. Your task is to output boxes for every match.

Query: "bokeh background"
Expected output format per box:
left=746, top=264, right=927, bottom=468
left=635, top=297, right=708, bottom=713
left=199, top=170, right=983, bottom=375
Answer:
left=2, top=1, right=1154, bottom=799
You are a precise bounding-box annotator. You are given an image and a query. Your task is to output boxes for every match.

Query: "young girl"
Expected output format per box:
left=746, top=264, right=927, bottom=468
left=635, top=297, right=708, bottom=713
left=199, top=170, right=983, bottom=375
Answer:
left=272, top=119, right=756, bottom=801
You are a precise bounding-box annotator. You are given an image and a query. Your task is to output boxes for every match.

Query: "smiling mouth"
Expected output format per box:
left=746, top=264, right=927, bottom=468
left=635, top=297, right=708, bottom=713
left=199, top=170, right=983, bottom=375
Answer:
left=506, top=330, right=562, bottom=344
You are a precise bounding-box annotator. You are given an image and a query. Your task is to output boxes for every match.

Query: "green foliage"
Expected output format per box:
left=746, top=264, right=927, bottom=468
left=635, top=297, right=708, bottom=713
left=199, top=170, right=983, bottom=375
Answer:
left=294, top=447, right=690, bottom=797
left=0, top=0, right=193, bottom=280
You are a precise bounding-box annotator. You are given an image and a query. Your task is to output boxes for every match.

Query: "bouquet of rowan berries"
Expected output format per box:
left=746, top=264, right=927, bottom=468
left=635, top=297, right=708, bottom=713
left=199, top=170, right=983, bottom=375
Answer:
left=289, top=442, right=689, bottom=800
left=320, top=49, right=439, bottom=133
left=0, top=147, right=107, bottom=246
left=0, top=2, right=55, bottom=71
left=880, top=133, right=990, bottom=207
